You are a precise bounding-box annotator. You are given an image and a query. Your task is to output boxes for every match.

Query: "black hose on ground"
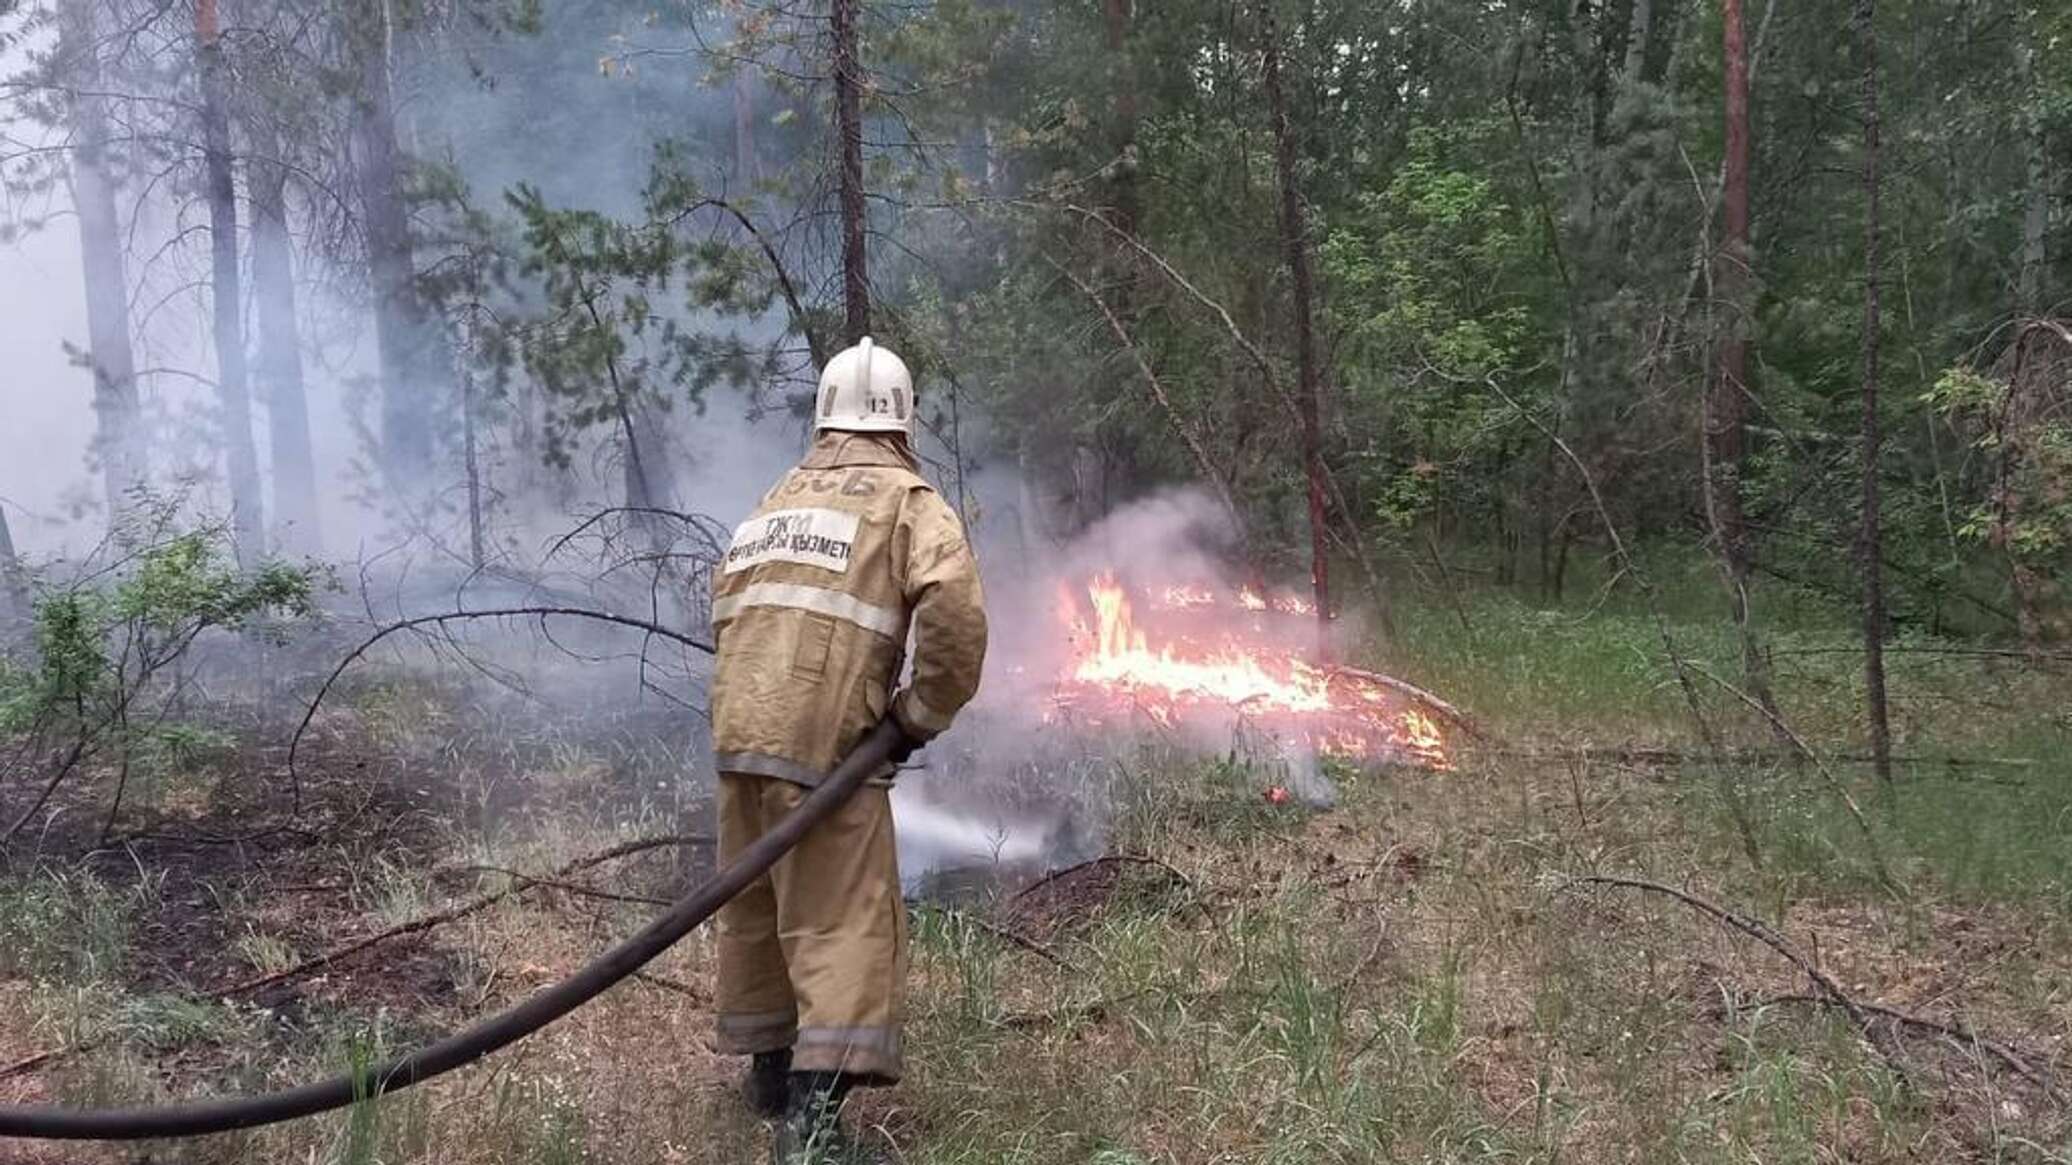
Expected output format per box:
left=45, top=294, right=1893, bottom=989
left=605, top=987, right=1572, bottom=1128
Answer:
left=0, top=719, right=902, bottom=1141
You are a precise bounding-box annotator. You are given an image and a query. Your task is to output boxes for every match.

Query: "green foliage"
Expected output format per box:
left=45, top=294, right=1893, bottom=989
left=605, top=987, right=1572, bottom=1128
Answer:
left=0, top=865, right=143, bottom=985
left=0, top=518, right=320, bottom=830
left=6, top=529, right=314, bottom=742
left=1925, top=357, right=2072, bottom=639
left=1321, top=123, right=1549, bottom=536
left=493, top=159, right=798, bottom=471
left=115, top=993, right=249, bottom=1050
left=1923, top=367, right=2005, bottom=425
left=15, top=589, right=106, bottom=722
left=1327, top=126, right=1536, bottom=382
left=131, top=722, right=235, bottom=777
left=482, top=1073, right=593, bottom=1165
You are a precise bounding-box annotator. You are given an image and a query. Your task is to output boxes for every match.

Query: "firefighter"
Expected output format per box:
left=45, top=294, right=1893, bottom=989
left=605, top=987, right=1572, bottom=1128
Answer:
left=708, top=337, right=987, bottom=1162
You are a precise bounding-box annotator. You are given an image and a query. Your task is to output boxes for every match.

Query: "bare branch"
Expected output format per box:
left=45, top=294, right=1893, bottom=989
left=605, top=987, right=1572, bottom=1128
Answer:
left=286, top=607, right=714, bottom=801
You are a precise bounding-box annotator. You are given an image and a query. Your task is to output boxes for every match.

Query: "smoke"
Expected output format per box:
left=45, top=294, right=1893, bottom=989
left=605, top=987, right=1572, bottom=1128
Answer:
left=892, top=486, right=1340, bottom=887
left=0, top=4, right=1315, bottom=895
left=0, top=2, right=809, bottom=566
left=0, top=128, right=99, bottom=548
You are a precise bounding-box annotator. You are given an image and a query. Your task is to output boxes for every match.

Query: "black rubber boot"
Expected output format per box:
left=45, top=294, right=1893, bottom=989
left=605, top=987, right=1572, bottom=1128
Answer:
left=771, top=1072, right=880, bottom=1164
left=743, top=1049, right=793, bottom=1120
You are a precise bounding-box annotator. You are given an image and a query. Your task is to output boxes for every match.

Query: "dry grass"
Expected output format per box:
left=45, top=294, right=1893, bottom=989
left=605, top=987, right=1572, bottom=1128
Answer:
left=3, top=616, right=2071, bottom=1163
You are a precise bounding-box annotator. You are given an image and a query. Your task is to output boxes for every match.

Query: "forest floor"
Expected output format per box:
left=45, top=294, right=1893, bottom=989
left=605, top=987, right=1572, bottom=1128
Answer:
left=2, top=585, right=2071, bottom=1164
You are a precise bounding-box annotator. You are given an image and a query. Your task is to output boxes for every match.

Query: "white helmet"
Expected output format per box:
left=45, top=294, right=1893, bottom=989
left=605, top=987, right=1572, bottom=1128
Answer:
left=814, top=337, right=915, bottom=436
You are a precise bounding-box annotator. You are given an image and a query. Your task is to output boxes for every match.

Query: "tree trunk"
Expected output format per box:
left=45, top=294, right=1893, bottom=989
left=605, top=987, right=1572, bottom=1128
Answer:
left=1259, top=2, right=1332, bottom=654
left=2016, top=15, right=2047, bottom=316
left=0, top=503, right=25, bottom=624
left=352, top=0, right=443, bottom=500
left=732, top=69, right=761, bottom=188
left=623, top=403, right=675, bottom=517
left=197, top=0, right=263, bottom=562
left=459, top=353, right=485, bottom=569
left=1621, top=0, right=1653, bottom=91
left=248, top=122, right=321, bottom=556
left=1537, top=433, right=1558, bottom=599
left=63, top=0, right=145, bottom=519
left=1857, top=0, right=1891, bottom=783
left=1104, top=0, right=1139, bottom=237
left=1708, top=0, right=1779, bottom=720
left=832, top=0, right=869, bottom=345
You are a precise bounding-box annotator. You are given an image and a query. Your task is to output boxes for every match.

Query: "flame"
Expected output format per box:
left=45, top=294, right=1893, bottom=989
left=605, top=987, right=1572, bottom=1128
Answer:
left=1073, top=575, right=1333, bottom=712
left=1160, top=584, right=1217, bottom=609
left=1054, top=574, right=1450, bottom=769
left=1158, top=583, right=1316, bottom=617
left=1390, top=710, right=1450, bottom=770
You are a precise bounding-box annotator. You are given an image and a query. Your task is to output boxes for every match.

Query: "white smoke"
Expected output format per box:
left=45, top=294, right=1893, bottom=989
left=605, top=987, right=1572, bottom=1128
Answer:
left=892, top=486, right=1333, bottom=887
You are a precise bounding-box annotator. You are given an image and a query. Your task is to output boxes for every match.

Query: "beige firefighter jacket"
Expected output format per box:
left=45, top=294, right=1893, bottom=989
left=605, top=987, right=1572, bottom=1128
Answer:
left=709, top=432, right=987, bottom=785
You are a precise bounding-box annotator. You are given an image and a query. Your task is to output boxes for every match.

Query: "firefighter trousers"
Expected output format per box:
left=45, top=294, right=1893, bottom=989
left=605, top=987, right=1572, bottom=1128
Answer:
left=712, top=773, right=907, bottom=1083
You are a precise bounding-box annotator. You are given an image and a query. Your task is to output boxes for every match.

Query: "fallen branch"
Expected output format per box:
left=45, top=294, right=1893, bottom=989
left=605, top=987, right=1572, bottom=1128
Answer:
left=939, top=907, right=1077, bottom=971
left=0, top=836, right=711, bottom=1083
left=1565, top=875, right=1900, bottom=1073
left=1010, top=853, right=1194, bottom=907
left=0, top=1045, right=73, bottom=1080
left=1748, top=992, right=2058, bottom=1100
left=631, top=971, right=709, bottom=1002
left=1492, top=746, right=2038, bottom=770
left=997, top=986, right=1241, bottom=1032
left=999, top=987, right=1153, bottom=1031
left=1332, top=665, right=1484, bottom=739
left=1773, top=645, right=2072, bottom=665
left=447, top=865, right=675, bottom=909
left=215, top=834, right=708, bottom=1000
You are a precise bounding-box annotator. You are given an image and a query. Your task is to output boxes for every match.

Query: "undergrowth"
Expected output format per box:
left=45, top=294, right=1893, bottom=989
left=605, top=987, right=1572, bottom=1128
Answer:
left=0, top=583, right=2067, bottom=1163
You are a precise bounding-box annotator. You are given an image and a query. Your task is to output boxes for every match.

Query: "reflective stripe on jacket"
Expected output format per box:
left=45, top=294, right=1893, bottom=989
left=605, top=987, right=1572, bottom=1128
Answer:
left=710, top=432, right=987, bottom=783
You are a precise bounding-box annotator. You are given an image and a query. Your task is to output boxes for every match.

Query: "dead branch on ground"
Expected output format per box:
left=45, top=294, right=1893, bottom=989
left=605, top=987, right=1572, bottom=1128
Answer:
left=1491, top=745, right=2038, bottom=770
left=1565, top=875, right=1902, bottom=1074
left=1745, top=992, right=2059, bottom=1101
left=1, top=834, right=711, bottom=1081
left=0, top=1046, right=70, bottom=1080
left=1010, top=853, right=1194, bottom=906
left=937, top=906, right=1078, bottom=972
left=216, top=833, right=709, bottom=999
left=1333, top=665, right=1484, bottom=739
left=631, top=970, right=709, bottom=1002
left=444, top=865, right=675, bottom=909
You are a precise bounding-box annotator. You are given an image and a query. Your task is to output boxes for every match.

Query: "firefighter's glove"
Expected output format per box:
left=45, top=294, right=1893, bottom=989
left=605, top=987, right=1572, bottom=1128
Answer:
left=882, top=715, right=924, bottom=767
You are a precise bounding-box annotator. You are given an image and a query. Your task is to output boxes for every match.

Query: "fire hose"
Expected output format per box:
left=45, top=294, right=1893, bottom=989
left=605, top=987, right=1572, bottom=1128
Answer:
left=0, top=719, right=902, bottom=1141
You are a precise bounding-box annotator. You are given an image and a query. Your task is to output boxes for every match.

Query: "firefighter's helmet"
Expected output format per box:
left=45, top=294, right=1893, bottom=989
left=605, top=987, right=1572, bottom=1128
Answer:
left=814, top=337, right=915, bottom=436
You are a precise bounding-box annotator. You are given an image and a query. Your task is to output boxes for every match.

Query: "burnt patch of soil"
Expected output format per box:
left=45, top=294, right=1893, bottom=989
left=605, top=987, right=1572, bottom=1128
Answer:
left=244, top=933, right=464, bottom=1017
left=998, top=855, right=1190, bottom=944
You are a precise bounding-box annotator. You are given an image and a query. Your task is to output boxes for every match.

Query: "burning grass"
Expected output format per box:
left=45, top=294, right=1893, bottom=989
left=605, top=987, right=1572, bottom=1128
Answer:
left=1049, top=574, right=1452, bottom=769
